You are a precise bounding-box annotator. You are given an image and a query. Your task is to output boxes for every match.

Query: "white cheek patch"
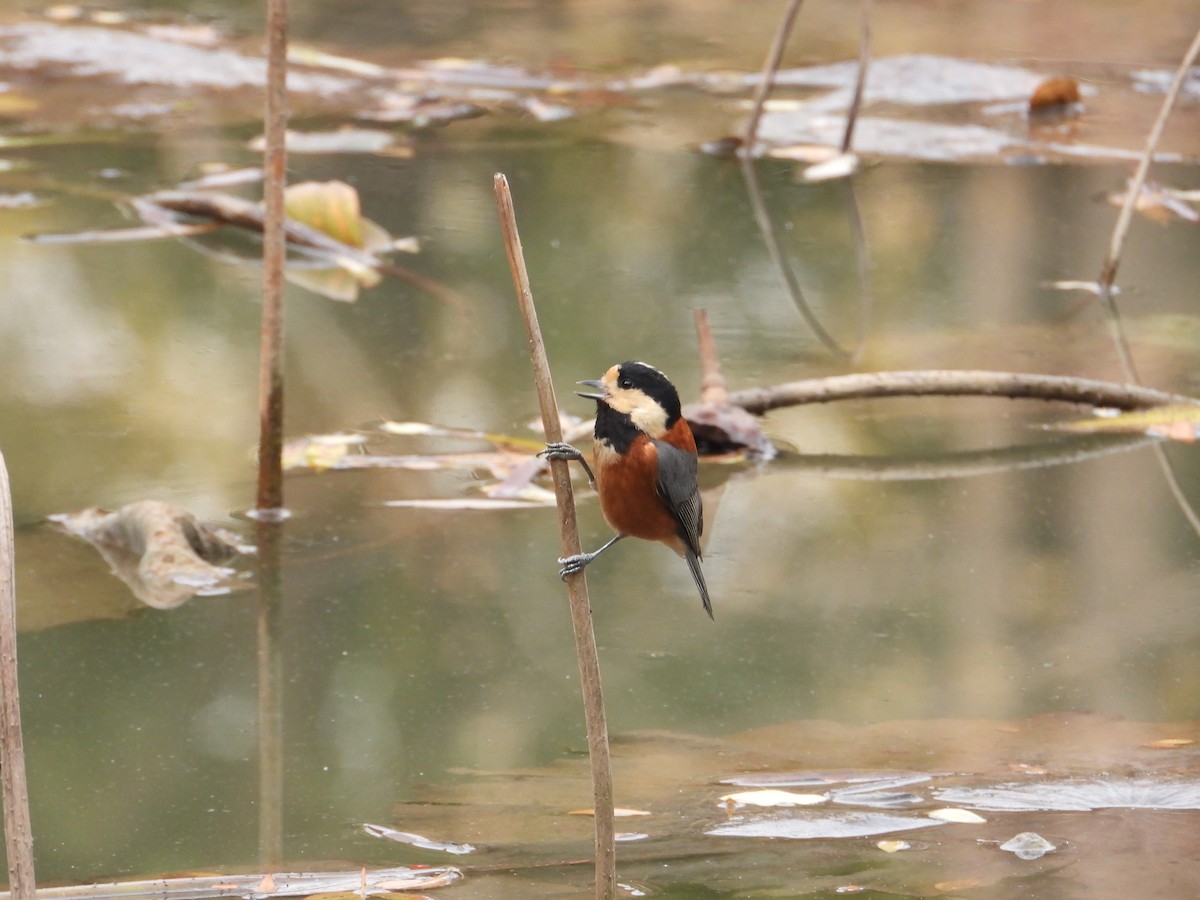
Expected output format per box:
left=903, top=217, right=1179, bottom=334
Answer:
left=630, top=404, right=668, bottom=437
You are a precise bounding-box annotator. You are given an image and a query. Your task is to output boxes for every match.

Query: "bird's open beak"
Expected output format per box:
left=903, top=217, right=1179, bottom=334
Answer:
left=576, top=378, right=605, bottom=401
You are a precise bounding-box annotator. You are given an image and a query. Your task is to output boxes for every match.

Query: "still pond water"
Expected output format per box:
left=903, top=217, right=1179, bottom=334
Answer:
left=0, top=1, right=1198, bottom=897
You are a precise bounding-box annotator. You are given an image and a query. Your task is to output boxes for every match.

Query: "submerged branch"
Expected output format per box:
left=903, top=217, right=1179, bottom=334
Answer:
left=727, top=370, right=1197, bottom=416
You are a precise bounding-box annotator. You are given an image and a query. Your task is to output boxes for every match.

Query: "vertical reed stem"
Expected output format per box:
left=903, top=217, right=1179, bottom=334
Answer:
left=256, top=0, right=289, bottom=513
left=493, top=174, right=616, bottom=900
left=0, top=452, right=34, bottom=900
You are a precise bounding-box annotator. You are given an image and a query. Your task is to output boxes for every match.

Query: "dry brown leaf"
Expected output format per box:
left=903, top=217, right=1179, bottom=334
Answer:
left=50, top=500, right=250, bottom=608
left=1029, top=76, right=1080, bottom=110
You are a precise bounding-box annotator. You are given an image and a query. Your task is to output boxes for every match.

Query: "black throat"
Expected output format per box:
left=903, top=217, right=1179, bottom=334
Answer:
left=593, top=402, right=642, bottom=455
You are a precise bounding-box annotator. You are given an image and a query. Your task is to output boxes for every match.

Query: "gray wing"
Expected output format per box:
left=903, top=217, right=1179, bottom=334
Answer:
left=651, top=438, right=703, bottom=557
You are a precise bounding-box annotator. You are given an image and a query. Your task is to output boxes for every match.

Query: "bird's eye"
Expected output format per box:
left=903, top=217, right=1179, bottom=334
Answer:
left=618, top=377, right=633, bottom=389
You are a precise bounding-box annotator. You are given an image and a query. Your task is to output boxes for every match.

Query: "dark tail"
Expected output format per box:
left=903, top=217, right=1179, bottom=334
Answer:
left=685, top=549, right=713, bottom=620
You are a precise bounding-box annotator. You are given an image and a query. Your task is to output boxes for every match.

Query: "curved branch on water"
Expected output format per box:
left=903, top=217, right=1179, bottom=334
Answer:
left=726, top=370, right=1197, bottom=416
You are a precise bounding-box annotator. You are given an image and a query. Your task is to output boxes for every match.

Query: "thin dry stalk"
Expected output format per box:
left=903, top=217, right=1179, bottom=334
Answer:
left=742, top=0, right=806, bottom=155
left=1094, top=25, right=1200, bottom=538
left=493, top=173, right=616, bottom=900
left=255, top=0, right=289, bottom=870
left=840, top=0, right=872, bottom=154
left=0, top=451, right=35, bottom=900
left=256, top=0, right=289, bottom=513
left=1100, top=24, right=1200, bottom=289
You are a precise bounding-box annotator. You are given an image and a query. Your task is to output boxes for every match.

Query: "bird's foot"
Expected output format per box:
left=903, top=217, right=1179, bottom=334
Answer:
left=539, top=441, right=584, bottom=463
left=539, top=441, right=595, bottom=485
left=557, top=550, right=597, bottom=580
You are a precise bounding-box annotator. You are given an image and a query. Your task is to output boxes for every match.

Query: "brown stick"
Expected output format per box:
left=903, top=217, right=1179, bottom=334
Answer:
left=0, top=451, right=35, bottom=900
left=727, top=370, right=1198, bottom=415
left=693, top=310, right=729, bottom=405
left=840, top=0, right=872, bottom=154
left=256, top=0, right=289, bottom=514
left=493, top=173, right=616, bottom=900
left=742, top=0, right=806, bottom=155
left=1100, top=24, right=1200, bottom=289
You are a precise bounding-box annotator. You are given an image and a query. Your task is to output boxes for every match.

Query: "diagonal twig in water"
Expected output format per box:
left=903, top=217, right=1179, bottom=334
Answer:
left=1093, top=24, right=1200, bottom=538
left=742, top=0, right=806, bottom=156
left=840, top=0, right=872, bottom=154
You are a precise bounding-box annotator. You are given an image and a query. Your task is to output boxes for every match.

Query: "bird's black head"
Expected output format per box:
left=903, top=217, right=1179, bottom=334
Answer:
left=578, top=361, right=682, bottom=438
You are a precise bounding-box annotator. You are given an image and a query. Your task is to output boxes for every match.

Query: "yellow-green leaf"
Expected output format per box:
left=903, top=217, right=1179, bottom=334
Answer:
left=1054, top=404, right=1200, bottom=442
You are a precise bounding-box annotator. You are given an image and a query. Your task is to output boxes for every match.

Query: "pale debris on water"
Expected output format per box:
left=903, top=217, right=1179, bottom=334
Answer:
left=928, top=807, right=987, bottom=823
left=720, top=789, right=827, bottom=808
left=1000, top=831, right=1057, bottom=860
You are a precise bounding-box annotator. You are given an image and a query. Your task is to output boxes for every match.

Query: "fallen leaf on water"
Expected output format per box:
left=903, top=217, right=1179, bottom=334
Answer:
left=1107, top=179, right=1200, bottom=224
left=49, top=500, right=252, bottom=608
left=384, top=498, right=554, bottom=510
left=284, top=180, right=368, bottom=248
left=361, top=823, right=476, bottom=855
left=719, top=789, right=827, bottom=808
left=282, top=433, right=368, bottom=471
left=801, top=152, right=860, bottom=183
left=379, top=419, right=543, bottom=451
left=876, top=839, right=911, bottom=852
left=249, top=128, right=412, bottom=157
left=1029, top=76, right=1081, bottom=111
left=928, top=808, right=987, bottom=823
left=1052, top=404, right=1200, bottom=442
left=1141, top=738, right=1196, bottom=749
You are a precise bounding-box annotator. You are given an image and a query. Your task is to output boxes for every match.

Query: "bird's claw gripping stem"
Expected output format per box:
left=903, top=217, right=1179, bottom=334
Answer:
left=539, top=441, right=595, bottom=485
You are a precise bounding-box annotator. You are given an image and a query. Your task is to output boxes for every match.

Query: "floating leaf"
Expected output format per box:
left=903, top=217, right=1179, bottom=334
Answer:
left=379, top=419, right=545, bottom=452
left=708, top=811, right=945, bottom=840
left=384, top=498, right=554, bottom=510
left=1107, top=179, right=1200, bottom=224
left=249, top=128, right=412, bottom=157
left=1053, top=404, right=1200, bottom=442
left=360, top=823, right=475, bottom=855
left=49, top=501, right=251, bottom=608
left=1029, top=76, right=1081, bottom=111
left=720, top=789, right=827, bottom=808
left=282, top=433, right=368, bottom=471
left=876, top=840, right=910, bottom=852
left=284, top=180, right=366, bottom=248
left=935, top=777, right=1200, bottom=811
left=928, top=807, right=986, bottom=823
left=801, top=152, right=860, bottom=183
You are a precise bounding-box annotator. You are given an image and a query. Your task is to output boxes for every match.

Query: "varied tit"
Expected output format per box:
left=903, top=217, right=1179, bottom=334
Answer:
left=540, top=361, right=712, bottom=619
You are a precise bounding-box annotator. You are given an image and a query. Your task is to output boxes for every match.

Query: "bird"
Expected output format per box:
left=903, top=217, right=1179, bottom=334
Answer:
left=540, top=361, right=712, bottom=619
